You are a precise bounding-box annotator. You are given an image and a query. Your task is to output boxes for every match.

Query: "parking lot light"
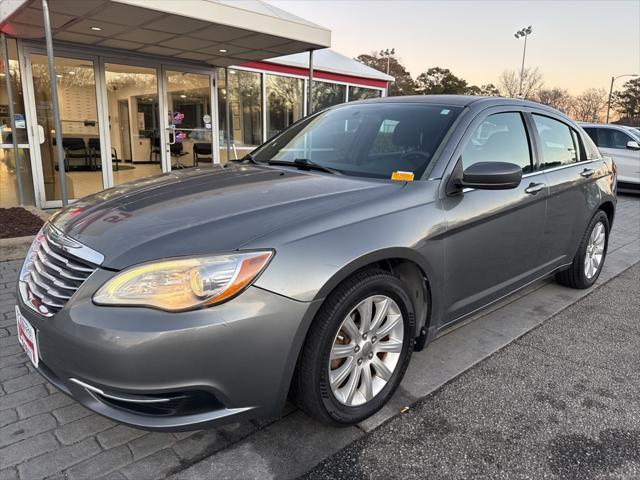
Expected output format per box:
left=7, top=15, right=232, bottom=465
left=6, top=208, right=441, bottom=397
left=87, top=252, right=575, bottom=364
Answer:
left=514, top=26, right=533, bottom=98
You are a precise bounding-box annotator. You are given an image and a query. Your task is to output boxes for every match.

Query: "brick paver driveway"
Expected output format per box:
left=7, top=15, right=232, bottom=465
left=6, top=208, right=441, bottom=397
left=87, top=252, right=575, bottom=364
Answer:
left=1, top=195, right=638, bottom=480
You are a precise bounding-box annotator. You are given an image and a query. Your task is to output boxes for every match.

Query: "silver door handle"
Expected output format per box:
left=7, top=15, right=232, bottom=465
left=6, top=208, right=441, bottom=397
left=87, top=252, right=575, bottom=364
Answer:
left=524, top=182, right=545, bottom=195
left=580, top=168, right=595, bottom=178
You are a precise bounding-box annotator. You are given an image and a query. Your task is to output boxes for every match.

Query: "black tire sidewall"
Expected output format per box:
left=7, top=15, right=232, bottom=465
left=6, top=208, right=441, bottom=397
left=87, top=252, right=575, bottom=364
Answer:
left=316, top=274, right=415, bottom=425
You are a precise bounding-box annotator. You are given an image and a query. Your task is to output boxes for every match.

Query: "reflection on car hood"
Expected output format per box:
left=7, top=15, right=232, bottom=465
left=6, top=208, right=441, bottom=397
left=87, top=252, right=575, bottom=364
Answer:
left=50, top=164, right=404, bottom=269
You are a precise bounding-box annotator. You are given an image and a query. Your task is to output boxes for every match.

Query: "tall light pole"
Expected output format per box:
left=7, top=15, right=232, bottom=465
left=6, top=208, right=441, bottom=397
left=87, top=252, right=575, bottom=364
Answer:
left=379, top=48, right=395, bottom=75
left=606, top=73, right=638, bottom=123
left=514, top=26, right=532, bottom=98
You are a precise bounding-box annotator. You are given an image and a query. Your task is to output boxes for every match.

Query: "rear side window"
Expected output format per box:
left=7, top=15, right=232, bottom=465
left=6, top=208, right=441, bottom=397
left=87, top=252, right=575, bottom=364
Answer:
left=532, top=115, right=579, bottom=169
left=461, top=112, right=532, bottom=172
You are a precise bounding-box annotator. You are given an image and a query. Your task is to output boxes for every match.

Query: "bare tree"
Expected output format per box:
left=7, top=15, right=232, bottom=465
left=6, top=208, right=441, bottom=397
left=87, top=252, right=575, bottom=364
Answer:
left=571, top=88, right=608, bottom=122
left=535, top=88, right=573, bottom=113
left=499, top=67, right=543, bottom=99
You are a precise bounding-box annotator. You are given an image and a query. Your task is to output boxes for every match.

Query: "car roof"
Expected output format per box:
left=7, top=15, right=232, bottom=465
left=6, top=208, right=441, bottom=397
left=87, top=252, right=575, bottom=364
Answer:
left=353, top=94, right=547, bottom=108
left=578, top=122, right=626, bottom=128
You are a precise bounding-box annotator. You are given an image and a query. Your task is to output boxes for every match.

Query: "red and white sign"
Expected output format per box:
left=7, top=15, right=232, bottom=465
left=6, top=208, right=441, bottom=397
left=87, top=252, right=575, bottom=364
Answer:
left=16, top=306, right=39, bottom=367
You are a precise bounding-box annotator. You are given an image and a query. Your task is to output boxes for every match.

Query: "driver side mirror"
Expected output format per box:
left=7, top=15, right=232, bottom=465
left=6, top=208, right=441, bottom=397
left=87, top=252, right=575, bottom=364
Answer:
left=626, top=140, right=640, bottom=151
left=458, top=161, right=523, bottom=190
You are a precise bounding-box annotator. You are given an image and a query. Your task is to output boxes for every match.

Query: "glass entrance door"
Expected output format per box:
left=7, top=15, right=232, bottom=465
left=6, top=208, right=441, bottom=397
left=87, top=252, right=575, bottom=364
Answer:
left=163, top=69, right=214, bottom=169
left=104, top=63, right=161, bottom=185
left=28, top=54, right=105, bottom=203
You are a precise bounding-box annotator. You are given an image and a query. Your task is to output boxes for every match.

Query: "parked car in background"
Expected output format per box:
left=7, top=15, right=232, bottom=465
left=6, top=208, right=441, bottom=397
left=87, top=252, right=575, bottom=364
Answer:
left=581, top=123, right=640, bottom=191
left=16, top=96, right=616, bottom=430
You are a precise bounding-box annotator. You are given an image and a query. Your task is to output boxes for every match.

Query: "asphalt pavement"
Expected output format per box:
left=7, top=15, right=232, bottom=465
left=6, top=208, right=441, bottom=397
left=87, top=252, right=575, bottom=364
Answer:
left=303, top=263, right=640, bottom=480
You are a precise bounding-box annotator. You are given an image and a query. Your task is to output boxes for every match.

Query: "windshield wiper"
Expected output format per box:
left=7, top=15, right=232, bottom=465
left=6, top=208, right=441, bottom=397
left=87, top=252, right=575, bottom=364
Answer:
left=232, top=153, right=258, bottom=164
left=267, top=158, right=340, bottom=174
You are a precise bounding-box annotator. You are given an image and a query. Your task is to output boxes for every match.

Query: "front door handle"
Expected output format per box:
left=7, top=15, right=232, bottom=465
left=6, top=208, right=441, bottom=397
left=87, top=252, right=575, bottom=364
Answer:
left=580, top=168, right=595, bottom=178
left=524, top=182, right=545, bottom=195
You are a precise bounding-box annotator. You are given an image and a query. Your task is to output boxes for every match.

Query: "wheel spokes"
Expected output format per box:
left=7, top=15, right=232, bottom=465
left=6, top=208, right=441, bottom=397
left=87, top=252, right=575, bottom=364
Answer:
left=369, top=298, right=389, bottom=334
left=357, top=298, right=373, bottom=334
left=343, top=363, right=363, bottom=404
left=371, top=355, right=393, bottom=381
left=330, top=356, right=355, bottom=388
left=331, top=343, right=355, bottom=360
left=376, top=338, right=402, bottom=354
left=341, top=316, right=360, bottom=341
left=361, top=365, right=373, bottom=401
left=376, top=313, right=402, bottom=339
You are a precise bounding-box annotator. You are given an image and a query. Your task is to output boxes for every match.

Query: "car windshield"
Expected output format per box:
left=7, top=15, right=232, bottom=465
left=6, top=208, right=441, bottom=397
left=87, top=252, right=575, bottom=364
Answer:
left=625, top=128, right=640, bottom=142
left=252, top=103, right=463, bottom=179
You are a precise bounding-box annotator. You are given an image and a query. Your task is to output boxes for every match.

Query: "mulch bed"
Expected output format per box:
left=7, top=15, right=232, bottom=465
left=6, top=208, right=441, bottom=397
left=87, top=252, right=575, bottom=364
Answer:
left=0, top=207, right=45, bottom=239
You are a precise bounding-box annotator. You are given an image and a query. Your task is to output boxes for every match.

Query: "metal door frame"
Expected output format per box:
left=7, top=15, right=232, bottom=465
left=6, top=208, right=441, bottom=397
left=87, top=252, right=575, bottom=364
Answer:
left=20, top=43, right=109, bottom=208
left=159, top=62, right=218, bottom=172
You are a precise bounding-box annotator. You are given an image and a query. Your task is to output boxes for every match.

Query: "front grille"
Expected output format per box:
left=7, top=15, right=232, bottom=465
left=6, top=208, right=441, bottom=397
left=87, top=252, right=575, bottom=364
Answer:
left=21, top=229, right=97, bottom=316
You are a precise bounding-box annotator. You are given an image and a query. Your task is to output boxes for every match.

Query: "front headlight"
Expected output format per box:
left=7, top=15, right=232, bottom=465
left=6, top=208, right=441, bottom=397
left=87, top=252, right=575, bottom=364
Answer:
left=93, top=251, right=273, bottom=311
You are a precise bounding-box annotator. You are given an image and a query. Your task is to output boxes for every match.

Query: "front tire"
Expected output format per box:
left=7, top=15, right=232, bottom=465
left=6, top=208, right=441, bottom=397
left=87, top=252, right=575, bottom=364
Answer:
left=556, top=210, right=609, bottom=289
left=292, top=268, right=415, bottom=425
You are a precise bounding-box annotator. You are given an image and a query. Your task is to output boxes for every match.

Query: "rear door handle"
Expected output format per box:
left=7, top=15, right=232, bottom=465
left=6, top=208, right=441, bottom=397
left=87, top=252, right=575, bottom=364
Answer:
left=580, top=168, right=595, bottom=178
left=524, top=182, right=545, bottom=195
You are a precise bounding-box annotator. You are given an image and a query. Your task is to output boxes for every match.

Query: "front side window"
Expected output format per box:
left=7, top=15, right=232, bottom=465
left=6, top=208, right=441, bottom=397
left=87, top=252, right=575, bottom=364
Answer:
left=461, top=112, right=532, bottom=172
left=598, top=128, right=634, bottom=149
left=253, top=103, right=462, bottom=179
left=532, top=115, right=578, bottom=169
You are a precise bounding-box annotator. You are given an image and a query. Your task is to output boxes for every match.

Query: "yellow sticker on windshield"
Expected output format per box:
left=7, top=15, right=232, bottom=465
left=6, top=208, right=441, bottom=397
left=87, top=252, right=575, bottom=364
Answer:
left=391, top=171, right=415, bottom=181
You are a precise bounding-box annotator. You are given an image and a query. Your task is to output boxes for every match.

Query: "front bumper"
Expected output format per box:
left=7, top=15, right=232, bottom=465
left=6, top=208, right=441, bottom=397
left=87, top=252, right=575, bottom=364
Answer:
left=18, top=268, right=319, bottom=431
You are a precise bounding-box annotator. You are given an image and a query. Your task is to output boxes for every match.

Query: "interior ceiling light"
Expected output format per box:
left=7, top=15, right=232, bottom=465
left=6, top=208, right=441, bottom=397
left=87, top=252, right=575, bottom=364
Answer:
left=219, top=49, right=228, bottom=53
left=90, top=26, right=102, bottom=31
left=180, top=94, right=187, bottom=98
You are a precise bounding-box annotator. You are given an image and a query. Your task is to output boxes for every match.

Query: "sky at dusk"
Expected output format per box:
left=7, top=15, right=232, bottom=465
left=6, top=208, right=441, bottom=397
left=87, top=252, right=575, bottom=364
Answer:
left=267, top=0, right=640, bottom=94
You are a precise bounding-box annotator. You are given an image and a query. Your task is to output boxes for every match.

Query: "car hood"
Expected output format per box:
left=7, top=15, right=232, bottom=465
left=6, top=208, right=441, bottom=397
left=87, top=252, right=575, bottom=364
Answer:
left=50, top=164, right=404, bottom=269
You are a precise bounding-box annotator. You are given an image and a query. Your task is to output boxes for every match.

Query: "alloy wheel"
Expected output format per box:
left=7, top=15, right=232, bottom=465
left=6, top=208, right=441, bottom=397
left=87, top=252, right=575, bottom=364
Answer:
left=328, top=295, right=404, bottom=407
left=584, top=221, right=606, bottom=279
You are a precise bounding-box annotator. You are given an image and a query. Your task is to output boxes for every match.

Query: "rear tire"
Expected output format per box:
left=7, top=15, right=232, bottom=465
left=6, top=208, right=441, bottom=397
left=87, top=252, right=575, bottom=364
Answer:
left=292, top=268, right=415, bottom=425
left=556, top=210, right=609, bottom=289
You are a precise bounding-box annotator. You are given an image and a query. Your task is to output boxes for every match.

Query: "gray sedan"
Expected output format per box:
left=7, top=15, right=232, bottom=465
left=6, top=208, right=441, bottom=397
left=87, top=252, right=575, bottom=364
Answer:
left=16, top=96, right=616, bottom=430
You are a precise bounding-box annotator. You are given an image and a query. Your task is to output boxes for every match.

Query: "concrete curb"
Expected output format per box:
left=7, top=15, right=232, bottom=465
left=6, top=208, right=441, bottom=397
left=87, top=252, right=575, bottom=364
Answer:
left=0, top=235, right=35, bottom=262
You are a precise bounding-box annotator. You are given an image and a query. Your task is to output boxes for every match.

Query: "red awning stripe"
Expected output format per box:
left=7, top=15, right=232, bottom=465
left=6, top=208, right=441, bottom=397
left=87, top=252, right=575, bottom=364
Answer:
left=239, top=61, right=389, bottom=89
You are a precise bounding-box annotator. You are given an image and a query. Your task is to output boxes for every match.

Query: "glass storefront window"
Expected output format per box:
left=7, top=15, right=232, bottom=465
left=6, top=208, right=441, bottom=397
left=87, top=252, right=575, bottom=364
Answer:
left=105, top=63, right=161, bottom=185
left=266, top=74, right=303, bottom=140
left=217, top=69, right=262, bottom=162
left=1, top=37, right=35, bottom=206
left=312, top=80, right=346, bottom=113
left=230, top=69, right=262, bottom=154
left=349, top=86, right=382, bottom=101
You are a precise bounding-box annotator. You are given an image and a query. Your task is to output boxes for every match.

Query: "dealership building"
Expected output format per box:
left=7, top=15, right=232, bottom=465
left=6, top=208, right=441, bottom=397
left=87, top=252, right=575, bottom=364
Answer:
left=0, top=0, right=392, bottom=209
